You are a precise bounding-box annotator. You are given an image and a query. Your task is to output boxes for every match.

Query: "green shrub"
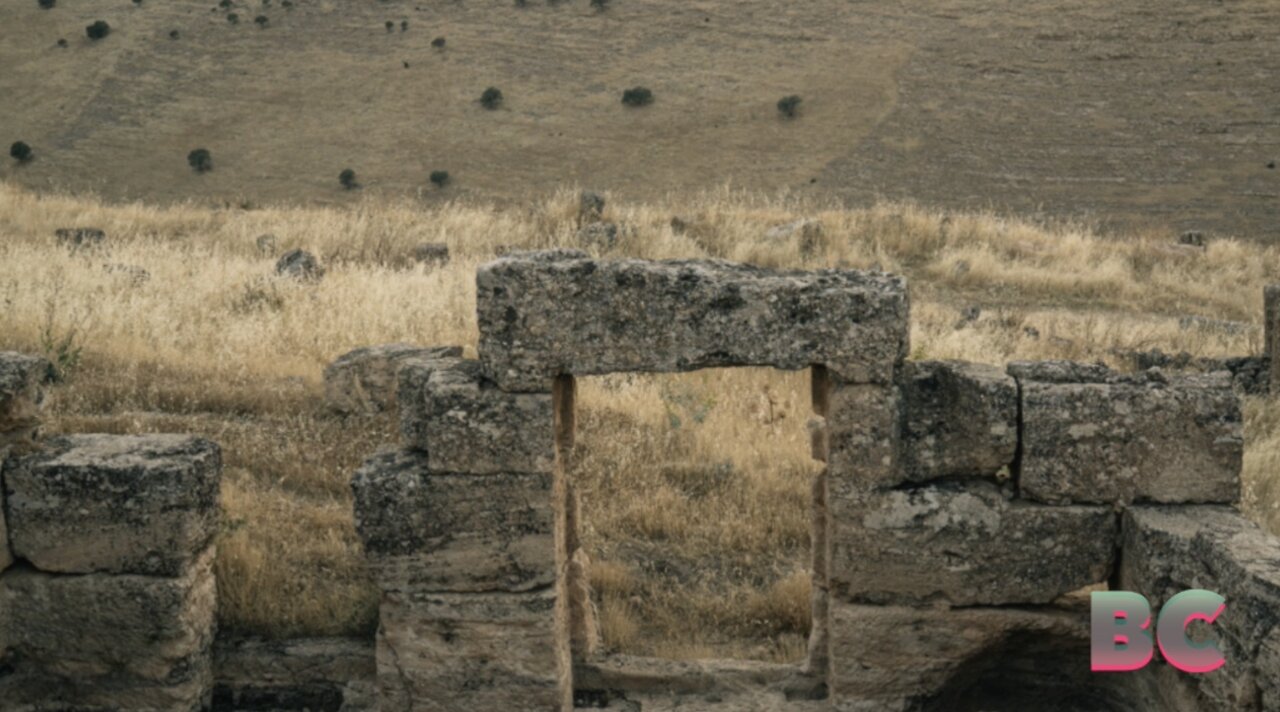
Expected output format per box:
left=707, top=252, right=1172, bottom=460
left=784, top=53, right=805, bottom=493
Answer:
left=777, top=95, right=802, bottom=118
left=339, top=168, right=359, bottom=190
left=38, top=0, right=56, bottom=9
left=85, top=20, right=111, bottom=40
left=187, top=148, right=213, bottom=173
left=479, top=87, right=503, bottom=110
left=621, top=87, right=653, bottom=107
left=429, top=170, right=450, bottom=188
left=10, top=141, right=33, bottom=163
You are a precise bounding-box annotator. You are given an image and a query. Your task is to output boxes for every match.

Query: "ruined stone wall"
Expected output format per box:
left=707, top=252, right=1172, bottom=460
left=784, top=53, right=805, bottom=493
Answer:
left=0, top=352, right=222, bottom=711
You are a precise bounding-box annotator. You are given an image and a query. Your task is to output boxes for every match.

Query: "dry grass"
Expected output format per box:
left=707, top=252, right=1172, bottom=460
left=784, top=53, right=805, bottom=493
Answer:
left=1, top=182, right=1277, bottom=658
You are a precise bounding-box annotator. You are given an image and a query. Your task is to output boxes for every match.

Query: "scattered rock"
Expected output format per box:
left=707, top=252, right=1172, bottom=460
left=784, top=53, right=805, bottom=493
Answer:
left=576, top=221, right=619, bottom=251
left=255, top=233, right=278, bottom=254
left=275, top=248, right=325, bottom=281
left=954, top=305, right=981, bottom=327
left=412, top=242, right=450, bottom=269
left=102, top=263, right=150, bottom=285
left=1178, top=230, right=1207, bottom=248
left=1022, top=325, right=1040, bottom=339
left=1177, top=314, right=1250, bottom=335
left=54, top=227, right=105, bottom=251
left=764, top=219, right=825, bottom=256
left=578, top=191, right=605, bottom=224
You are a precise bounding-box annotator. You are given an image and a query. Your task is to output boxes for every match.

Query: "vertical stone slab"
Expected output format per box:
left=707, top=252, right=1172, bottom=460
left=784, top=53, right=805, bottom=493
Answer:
left=1266, top=284, right=1280, bottom=389
left=0, top=352, right=51, bottom=458
left=805, top=466, right=830, bottom=680
left=825, top=381, right=900, bottom=491
left=898, top=360, right=1017, bottom=480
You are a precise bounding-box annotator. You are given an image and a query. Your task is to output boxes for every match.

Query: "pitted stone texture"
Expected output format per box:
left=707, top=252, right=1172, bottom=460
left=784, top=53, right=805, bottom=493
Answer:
left=0, top=548, right=215, bottom=711
left=826, top=383, right=900, bottom=488
left=0, top=352, right=51, bottom=455
left=829, top=601, right=1127, bottom=712
left=477, top=252, right=909, bottom=391
left=376, top=590, right=569, bottom=711
left=399, top=358, right=555, bottom=474
left=830, top=481, right=1116, bottom=606
left=323, top=343, right=462, bottom=415
left=3, top=434, right=221, bottom=576
left=351, top=448, right=555, bottom=593
left=1006, top=359, right=1112, bottom=384
left=212, top=636, right=375, bottom=712
left=0, top=492, right=10, bottom=573
left=899, top=360, right=1017, bottom=481
left=1119, top=506, right=1280, bottom=712
left=1018, top=368, right=1242, bottom=505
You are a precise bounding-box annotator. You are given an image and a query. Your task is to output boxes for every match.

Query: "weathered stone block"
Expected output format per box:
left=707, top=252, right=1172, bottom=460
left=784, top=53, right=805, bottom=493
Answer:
left=0, top=490, right=10, bottom=574
left=376, top=590, right=570, bottom=711
left=825, top=383, right=899, bottom=489
left=0, top=352, right=51, bottom=455
left=899, top=360, right=1017, bottom=480
left=3, top=434, right=221, bottom=576
left=0, top=548, right=215, bottom=711
left=829, top=601, right=1119, bottom=712
left=398, top=358, right=555, bottom=474
left=351, top=448, right=555, bottom=593
left=830, top=481, right=1116, bottom=606
left=1018, top=367, right=1241, bottom=505
left=477, top=252, right=909, bottom=391
left=324, top=343, right=462, bottom=415
left=1119, top=506, right=1280, bottom=711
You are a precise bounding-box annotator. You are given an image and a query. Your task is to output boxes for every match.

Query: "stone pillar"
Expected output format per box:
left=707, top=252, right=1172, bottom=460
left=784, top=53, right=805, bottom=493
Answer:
left=0, top=433, right=221, bottom=711
left=354, top=357, right=570, bottom=711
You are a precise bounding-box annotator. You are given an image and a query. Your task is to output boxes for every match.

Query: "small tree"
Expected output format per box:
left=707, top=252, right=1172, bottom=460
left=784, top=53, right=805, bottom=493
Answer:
left=10, top=141, right=34, bottom=163
left=385, top=20, right=394, bottom=32
left=85, top=20, right=111, bottom=40
left=187, top=148, right=213, bottom=173
left=479, top=87, right=503, bottom=110
left=590, top=0, right=608, bottom=9
left=38, top=0, right=56, bottom=9
left=429, top=170, right=450, bottom=188
left=227, top=13, right=239, bottom=24
left=431, top=36, right=446, bottom=49
left=254, top=15, right=269, bottom=27
left=777, top=95, right=802, bottom=118
left=621, top=86, right=653, bottom=107
left=339, top=168, right=359, bottom=190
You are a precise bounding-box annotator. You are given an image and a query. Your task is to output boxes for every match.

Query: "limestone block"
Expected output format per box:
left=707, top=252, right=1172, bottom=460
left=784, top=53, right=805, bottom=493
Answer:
left=323, top=343, right=462, bottom=415
left=1018, top=367, right=1241, bottom=505
left=350, top=448, right=555, bottom=593
left=898, top=360, right=1017, bottom=480
left=376, top=590, right=570, bottom=711
left=3, top=434, right=220, bottom=576
left=0, top=548, right=215, bottom=711
left=830, top=481, right=1116, bottom=606
left=829, top=601, right=1117, bottom=712
left=0, top=352, right=51, bottom=453
left=825, top=382, right=900, bottom=489
left=1119, top=506, right=1280, bottom=711
left=477, top=252, right=909, bottom=391
left=398, top=358, right=555, bottom=474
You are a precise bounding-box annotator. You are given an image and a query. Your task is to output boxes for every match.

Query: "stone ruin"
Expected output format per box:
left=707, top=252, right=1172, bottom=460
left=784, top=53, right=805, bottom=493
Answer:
left=3, top=251, right=1280, bottom=710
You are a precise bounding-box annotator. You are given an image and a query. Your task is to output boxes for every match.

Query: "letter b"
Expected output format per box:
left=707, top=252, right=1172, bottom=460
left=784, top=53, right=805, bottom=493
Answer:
left=1091, top=591, right=1154, bottom=672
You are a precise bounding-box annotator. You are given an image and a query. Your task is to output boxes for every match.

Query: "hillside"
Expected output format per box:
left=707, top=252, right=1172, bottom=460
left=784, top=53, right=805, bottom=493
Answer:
left=1, top=0, right=1277, bottom=236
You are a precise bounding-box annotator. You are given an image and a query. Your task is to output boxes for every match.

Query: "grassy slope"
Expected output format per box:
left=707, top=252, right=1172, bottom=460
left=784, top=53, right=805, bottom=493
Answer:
left=1, top=0, right=1277, bottom=235
left=2, top=182, right=1278, bottom=659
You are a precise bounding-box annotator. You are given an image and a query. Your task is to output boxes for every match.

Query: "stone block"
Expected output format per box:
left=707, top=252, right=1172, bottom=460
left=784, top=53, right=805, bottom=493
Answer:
left=350, top=448, right=555, bottom=593
left=825, top=382, right=900, bottom=489
left=323, top=343, right=462, bottom=415
left=477, top=252, right=909, bottom=391
left=376, top=590, right=569, bottom=711
left=0, top=352, right=51, bottom=454
left=3, top=434, right=221, bottom=576
left=1018, top=367, right=1241, bottom=505
left=898, top=360, right=1017, bottom=480
left=0, top=548, right=215, bottom=711
left=398, top=358, right=555, bottom=474
left=1119, top=506, right=1280, bottom=711
left=830, top=481, right=1116, bottom=606
left=829, top=601, right=1121, bottom=712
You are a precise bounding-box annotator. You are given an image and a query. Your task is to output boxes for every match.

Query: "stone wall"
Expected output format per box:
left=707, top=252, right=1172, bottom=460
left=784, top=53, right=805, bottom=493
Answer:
left=0, top=352, right=222, bottom=711
left=345, top=255, right=1279, bottom=711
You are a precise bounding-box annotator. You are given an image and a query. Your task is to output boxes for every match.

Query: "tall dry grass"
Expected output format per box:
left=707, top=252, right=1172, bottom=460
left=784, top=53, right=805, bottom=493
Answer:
left=1, top=181, right=1277, bottom=658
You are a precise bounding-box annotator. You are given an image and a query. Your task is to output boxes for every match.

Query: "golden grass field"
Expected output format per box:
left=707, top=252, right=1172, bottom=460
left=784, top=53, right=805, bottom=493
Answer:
left=2, top=181, right=1278, bottom=661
